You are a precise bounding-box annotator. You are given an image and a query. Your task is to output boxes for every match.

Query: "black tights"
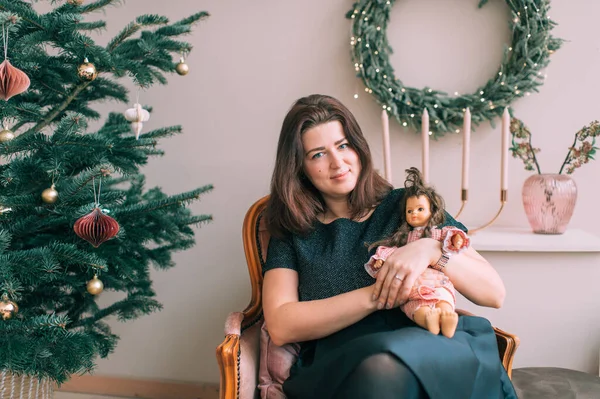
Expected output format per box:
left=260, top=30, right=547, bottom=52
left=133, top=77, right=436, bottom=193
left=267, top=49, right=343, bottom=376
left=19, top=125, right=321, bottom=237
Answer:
left=333, top=353, right=429, bottom=399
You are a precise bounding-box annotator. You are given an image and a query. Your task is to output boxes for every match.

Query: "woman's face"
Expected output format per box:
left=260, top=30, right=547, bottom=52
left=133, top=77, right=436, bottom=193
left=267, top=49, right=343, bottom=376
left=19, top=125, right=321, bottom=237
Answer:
left=405, top=195, right=432, bottom=227
left=301, top=121, right=361, bottom=202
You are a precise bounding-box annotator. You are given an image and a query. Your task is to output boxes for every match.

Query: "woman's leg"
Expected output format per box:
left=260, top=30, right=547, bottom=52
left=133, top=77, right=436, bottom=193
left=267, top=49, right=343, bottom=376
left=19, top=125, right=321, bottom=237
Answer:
left=333, top=353, right=429, bottom=399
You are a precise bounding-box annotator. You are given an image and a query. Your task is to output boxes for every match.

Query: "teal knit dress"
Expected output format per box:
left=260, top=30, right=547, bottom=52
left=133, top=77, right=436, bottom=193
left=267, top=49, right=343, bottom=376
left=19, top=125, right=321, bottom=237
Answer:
left=263, top=188, right=518, bottom=399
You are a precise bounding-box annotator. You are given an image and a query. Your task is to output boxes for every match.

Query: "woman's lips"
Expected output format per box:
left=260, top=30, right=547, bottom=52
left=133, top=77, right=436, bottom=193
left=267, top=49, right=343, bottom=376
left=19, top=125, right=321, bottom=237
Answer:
left=331, top=170, right=349, bottom=180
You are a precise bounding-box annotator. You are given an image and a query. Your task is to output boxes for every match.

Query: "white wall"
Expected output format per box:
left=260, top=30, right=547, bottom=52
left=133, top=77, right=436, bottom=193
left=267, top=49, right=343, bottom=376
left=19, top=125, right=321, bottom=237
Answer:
left=41, top=0, right=600, bottom=384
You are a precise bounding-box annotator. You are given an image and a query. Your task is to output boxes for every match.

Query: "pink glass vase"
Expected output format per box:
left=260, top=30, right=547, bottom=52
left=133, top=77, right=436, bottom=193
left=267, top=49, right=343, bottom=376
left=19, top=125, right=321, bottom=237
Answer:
left=521, top=174, right=577, bottom=234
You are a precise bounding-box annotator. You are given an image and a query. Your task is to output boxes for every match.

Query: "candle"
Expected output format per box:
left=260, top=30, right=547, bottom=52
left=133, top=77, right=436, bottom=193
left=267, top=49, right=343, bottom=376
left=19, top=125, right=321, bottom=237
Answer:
left=501, top=107, right=510, bottom=191
left=462, top=108, right=471, bottom=191
left=421, top=108, right=429, bottom=184
left=381, top=109, right=392, bottom=183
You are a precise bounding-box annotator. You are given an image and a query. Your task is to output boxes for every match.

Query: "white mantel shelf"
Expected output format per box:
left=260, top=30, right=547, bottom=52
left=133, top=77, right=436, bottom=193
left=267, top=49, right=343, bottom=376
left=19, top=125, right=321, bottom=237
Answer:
left=469, top=227, right=600, bottom=252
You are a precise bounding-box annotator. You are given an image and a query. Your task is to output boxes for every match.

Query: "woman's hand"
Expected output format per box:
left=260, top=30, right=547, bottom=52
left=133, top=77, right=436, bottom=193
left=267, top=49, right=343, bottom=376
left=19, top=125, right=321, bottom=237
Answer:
left=372, top=238, right=442, bottom=309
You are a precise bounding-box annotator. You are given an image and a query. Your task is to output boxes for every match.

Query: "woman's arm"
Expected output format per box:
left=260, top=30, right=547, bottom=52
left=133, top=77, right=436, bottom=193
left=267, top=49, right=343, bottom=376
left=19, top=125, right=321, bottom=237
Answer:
left=443, top=246, right=506, bottom=308
left=263, top=268, right=378, bottom=346
left=372, top=238, right=505, bottom=309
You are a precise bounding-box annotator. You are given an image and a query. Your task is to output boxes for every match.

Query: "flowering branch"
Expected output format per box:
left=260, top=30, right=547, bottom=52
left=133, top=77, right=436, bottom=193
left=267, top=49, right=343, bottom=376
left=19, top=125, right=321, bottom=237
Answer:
left=509, top=118, right=542, bottom=174
left=509, top=117, right=600, bottom=175
left=558, top=120, right=600, bottom=174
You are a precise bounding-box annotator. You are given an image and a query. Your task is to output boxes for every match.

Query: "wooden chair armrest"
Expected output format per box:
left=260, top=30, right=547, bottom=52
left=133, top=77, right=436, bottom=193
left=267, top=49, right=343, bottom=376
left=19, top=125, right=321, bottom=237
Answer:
left=216, top=333, right=239, bottom=399
left=216, top=311, right=263, bottom=399
left=217, top=312, right=244, bottom=399
left=493, top=326, right=520, bottom=379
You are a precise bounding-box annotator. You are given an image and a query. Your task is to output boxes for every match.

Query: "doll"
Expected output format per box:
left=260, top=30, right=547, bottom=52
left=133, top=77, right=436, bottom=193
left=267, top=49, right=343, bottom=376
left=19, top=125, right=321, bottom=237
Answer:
left=365, top=167, right=470, bottom=338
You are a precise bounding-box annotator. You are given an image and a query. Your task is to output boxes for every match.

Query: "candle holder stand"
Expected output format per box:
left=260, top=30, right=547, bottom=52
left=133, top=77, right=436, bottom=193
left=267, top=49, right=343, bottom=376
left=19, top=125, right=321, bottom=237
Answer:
left=467, top=190, right=507, bottom=235
left=454, top=189, right=468, bottom=219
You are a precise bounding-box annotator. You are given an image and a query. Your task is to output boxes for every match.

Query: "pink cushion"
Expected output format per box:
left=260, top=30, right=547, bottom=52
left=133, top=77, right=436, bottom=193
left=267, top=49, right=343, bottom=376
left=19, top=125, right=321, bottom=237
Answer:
left=257, top=321, right=300, bottom=399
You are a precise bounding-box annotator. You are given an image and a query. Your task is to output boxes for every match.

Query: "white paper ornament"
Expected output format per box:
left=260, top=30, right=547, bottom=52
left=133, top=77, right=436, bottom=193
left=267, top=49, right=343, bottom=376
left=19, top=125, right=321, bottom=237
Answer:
left=123, top=103, right=150, bottom=139
left=131, top=122, right=143, bottom=139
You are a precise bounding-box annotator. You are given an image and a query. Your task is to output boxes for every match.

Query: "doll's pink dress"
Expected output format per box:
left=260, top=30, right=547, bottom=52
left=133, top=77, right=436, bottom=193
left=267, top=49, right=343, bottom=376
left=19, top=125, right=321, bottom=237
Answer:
left=364, top=226, right=469, bottom=321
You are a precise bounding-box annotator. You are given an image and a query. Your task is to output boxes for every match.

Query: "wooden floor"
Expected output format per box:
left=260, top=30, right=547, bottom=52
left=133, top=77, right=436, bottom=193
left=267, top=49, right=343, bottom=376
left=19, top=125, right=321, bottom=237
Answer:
left=55, top=393, right=132, bottom=399
left=52, top=374, right=219, bottom=399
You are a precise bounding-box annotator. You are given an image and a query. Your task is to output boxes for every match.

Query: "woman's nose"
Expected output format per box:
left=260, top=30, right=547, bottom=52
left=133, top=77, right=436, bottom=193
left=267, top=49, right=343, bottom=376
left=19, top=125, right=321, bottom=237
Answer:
left=330, top=151, right=343, bottom=168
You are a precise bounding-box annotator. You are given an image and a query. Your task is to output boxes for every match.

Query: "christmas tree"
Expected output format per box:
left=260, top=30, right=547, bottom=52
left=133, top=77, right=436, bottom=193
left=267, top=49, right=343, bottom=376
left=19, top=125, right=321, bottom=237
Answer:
left=0, top=0, right=211, bottom=386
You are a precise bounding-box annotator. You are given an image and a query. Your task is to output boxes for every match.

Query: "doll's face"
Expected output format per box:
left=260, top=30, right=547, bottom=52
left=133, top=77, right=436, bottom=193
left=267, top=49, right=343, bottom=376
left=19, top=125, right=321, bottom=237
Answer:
left=405, top=195, right=432, bottom=227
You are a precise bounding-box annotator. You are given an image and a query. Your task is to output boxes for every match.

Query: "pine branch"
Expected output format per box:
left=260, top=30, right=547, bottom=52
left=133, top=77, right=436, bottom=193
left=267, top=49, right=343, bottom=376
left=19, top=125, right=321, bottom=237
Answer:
left=106, top=21, right=141, bottom=53
left=78, top=0, right=122, bottom=14
left=0, top=1, right=45, bottom=30
left=112, top=186, right=213, bottom=217
left=0, top=230, right=11, bottom=255
left=187, top=214, right=213, bottom=226
left=76, top=21, right=106, bottom=32
left=0, top=245, right=107, bottom=279
left=70, top=296, right=162, bottom=328
left=59, top=167, right=113, bottom=200
left=170, top=11, right=210, bottom=28
left=132, top=125, right=182, bottom=140
left=107, top=14, right=169, bottom=53
left=155, top=11, right=209, bottom=37
left=23, top=83, right=91, bottom=136
left=37, top=80, right=69, bottom=96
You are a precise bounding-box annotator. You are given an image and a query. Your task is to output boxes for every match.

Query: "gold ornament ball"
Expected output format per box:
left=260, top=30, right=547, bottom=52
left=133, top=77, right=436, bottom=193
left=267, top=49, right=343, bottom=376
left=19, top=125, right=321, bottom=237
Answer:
left=0, top=128, right=15, bottom=143
left=87, top=275, right=104, bottom=295
left=0, top=299, right=18, bottom=320
left=78, top=58, right=98, bottom=81
left=67, top=0, right=84, bottom=5
left=176, top=60, right=189, bottom=76
left=41, top=185, right=59, bottom=204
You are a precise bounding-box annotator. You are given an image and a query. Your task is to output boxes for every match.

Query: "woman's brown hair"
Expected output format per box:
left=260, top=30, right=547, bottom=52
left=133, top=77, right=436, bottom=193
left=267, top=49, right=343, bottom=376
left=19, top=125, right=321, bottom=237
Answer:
left=369, top=167, right=446, bottom=249
left=265, top=94, right=392, bottom=237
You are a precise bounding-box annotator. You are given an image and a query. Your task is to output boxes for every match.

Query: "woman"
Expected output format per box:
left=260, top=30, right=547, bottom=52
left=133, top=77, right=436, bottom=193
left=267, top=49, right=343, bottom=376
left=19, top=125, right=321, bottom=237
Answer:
left=262, top=94, right=517, bottom=399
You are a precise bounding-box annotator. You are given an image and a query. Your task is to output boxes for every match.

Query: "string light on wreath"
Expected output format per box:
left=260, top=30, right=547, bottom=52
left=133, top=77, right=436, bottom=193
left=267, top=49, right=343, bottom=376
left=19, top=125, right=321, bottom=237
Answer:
left=346, top=0, right=563, bottom=137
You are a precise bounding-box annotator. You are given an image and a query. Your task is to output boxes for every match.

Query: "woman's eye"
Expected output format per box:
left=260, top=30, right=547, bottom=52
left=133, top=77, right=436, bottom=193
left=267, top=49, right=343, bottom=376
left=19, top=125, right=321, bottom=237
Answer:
left=339, top=143, right=349, bottom=150
left=311, top=152, right=324, bottom=159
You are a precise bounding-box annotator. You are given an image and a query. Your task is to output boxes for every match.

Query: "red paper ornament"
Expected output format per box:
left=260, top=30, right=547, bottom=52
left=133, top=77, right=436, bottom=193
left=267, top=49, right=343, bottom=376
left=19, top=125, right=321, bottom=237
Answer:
left=74, top=207, right=120, bottom=247
left=0, top=60, right=30, bottom=101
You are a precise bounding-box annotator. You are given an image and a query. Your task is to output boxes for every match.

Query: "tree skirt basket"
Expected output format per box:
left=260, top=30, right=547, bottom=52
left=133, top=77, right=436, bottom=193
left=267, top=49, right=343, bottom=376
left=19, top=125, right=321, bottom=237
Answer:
left=0, top=371, right=53, bottom=399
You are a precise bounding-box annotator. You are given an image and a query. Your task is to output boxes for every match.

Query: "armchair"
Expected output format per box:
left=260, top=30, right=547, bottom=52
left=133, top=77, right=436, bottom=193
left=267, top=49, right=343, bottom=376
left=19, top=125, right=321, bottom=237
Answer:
left=216, top=195, right=520, bottom=399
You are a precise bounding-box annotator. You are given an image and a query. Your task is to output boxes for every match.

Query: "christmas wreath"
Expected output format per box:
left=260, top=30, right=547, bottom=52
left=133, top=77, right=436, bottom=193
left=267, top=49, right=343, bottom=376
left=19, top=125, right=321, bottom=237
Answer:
left=346, top=0, right=563, bottom=137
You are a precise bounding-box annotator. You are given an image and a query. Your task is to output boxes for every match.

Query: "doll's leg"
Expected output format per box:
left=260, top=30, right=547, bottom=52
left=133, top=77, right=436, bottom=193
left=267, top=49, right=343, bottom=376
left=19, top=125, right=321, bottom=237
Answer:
left=412, top=305, right=441, bottom=335
left=436, top=300, right=458, bottom=338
